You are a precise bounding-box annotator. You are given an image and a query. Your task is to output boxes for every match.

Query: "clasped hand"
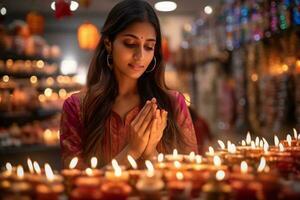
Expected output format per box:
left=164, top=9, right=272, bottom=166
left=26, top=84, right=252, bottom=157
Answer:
left=128, top=98, right=168, bottom=160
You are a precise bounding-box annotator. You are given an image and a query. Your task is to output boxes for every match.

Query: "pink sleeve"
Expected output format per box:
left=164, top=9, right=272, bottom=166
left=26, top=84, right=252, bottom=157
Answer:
left=60, top=94, right=87, bottom=169
left=172, top=91, right=198, bottom=154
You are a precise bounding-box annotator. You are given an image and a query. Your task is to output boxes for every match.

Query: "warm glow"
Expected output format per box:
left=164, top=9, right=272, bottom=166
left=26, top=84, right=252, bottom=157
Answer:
left=69, top=157, right=78, bottom=169
left=228, top=143, right=236, bottom=154
left=255, top=137, right=260, bottom=147
left=5, top=163, right=13, bottom=175
left=259, top=140, right=264, bottom=148
left=78, top=22, right=100, bottom=50
left=251, top=73, right=258, bottom=82
left=45, top=163, right=54, bottom=182
left=257, top=157, right=266, bottom=172
left=59, top=89, right=67, bottom=98
left=208, top=146, right=214, bottom=155
left=17, top=165, right=24, bottom=179
left=36, top=60, right=44, bottom=68
left=286, top=134, right=292, bottom=147
left=2, top=75, right=9, bottom=82
left=85, top=168, right=93, bottom=176
left=174, top=161, right=181, bottom=169
left=274, top=135, right=279, bottom=146
left=227, top=140, right=231, bottom=149
left=251, top=141, right=256, bottom=149
left=218, top=140, right=225, bottom=149
left=216, top=170, right=225, bottom=181
left=246, top=132, right=251, bottom=145
left=127, top=155, right=137, bottom=169
left=282, top=64, right=289, bottom=72
left=213, top=155, right=221, bottom=167
left=293, top=128, right=298, bottom=139
left=145, top=160, right=154, bottom=177
left=38, top=94, right=46, bottom=102
left=189, top=151, right=195, bottom=161
left=91, top=157, right=98, bottom=169
left=173, top=149, right=178, bottom=157
left=176, top=171, right=184, bottom=180
left=241, top=140, right=246, bottom=146
left=46, top=77, right=54, bottom=85
left=44, top=88, right=53, bottom=97
left=279, top=143, right=284, bottom=152
left=263, top=141, right=269, bottom=152
left=112, top=159, right=122, bottom=177
left=195, top=155, right=202, bottom=164
left=204, top=5, right=213, bottom=15
left=241, top=161, right=248, bottom=174
left=27, top=158, right=34, bottom=174
left=6, top=59, right=13, bottom=67
left=33, top=161, right=41, bottom=175
left=30, top=76, right=38, bottom=84
left=158, top=153, right=164, bottom=162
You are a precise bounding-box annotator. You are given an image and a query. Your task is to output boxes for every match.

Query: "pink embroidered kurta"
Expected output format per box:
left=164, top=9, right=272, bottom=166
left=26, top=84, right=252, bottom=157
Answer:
left=60, top=91, right=198, bottom=168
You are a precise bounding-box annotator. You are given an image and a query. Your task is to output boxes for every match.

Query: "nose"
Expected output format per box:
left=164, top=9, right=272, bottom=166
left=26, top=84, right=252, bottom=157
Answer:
left=133, top=45, right=144, bottom=60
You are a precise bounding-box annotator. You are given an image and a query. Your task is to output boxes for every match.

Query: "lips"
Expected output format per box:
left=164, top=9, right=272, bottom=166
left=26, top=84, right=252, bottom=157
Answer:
left=129, top=63, right=144, bottom=70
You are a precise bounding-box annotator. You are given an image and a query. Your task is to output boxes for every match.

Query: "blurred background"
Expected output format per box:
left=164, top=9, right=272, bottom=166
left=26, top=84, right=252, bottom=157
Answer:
left=0, top=0, right=299, bottom=169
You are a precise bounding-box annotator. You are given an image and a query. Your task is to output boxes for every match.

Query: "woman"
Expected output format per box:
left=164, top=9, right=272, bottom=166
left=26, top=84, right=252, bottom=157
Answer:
left=60, top=0, right=198, bottom=169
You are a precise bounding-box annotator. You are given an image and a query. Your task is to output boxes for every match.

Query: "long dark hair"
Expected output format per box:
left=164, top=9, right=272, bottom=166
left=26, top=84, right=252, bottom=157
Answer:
left=82, top=0, right=185, bottom=165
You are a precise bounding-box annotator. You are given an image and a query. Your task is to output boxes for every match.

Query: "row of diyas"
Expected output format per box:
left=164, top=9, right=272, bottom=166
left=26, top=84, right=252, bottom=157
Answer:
left=0, top=129, right=300, bottom=200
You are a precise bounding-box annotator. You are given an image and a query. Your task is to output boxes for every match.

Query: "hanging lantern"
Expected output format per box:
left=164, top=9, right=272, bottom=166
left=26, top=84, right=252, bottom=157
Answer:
left=77, top=22, right=100, bottom=50
left=26, top=12, right=45, bottom=35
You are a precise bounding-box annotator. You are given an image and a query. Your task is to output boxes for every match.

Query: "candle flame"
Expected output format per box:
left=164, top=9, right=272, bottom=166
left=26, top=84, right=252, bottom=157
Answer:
left=251, top=141, right=256, bottom=149
left=17, top=165, right=24, bottom=179
left=187, top=151, right=195, bottom=162
left=157, top=153, right=164, bottom=162
left=274, top=135, right=279, bottom=147
left=227, top=140, right=232, bottom=149
left=69, top=157, right=78, bottom=169
left=255, top=137, right=260, bottom=147
left=216, top=170, right=225, bottom=181
left=286, top=134, right=292, bottom=147
left=218, top=140, right=225, bottom=149
left=257, top=157, right=266, bottom=172
left=246, top=132, right=251, bottom=145
left=279, top=143, right=284, bottom=152
left=127, top=155, right=137, bottom=169
left=5, top=162, right=13, bottom=176
left=91, top=157, right=98, bottom=169
left=176, top=171, right=184, bottom=181
left=33, top=161, right=41, bottom=175
left=145, top=160, right=154, bottom=177
left=293, top=128, right=298, bottom=140
left=27, top=158, right=34, bottom=174
left=195, top=155, right=202, bottom=163
left=262, top=137, right=268, bottom=144
left=241, top=161, right=248, bottom=174
left=208, top=146, right=214, bottom=155
left=241, top=140, right=246, bottom=146
left=298, top=134, right=300, bottom=140
left=85, top=168, right=93, bottom=176
left=263, top=141, right=269, bottom=152
left=112, top=159, right=122, bottom=177
left=259, top=140, right=264, bottom=148
left=213, top=155, right=222, bottom=167
left=174, top=161, right=181, bottom=169
left=45, top=163, right=54, bottom=182
left=173, top=149, right=178, bottom=157
left=228, top=143, right=236, bottom=154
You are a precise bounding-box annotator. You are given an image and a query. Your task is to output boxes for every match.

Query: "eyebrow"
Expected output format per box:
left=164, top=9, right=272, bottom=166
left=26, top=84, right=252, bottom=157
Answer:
left=122, top=33, right=156, bottom=42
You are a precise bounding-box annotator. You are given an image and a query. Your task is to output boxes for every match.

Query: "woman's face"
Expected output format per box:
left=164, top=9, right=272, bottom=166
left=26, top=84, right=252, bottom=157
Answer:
left=109, top=21, right=156, bottom=80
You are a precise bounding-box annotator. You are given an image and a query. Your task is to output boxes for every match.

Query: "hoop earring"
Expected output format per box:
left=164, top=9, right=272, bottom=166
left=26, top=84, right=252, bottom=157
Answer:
left=106, top=54, right=113, bottom=70
left=146, top=57, right=156, bottom=73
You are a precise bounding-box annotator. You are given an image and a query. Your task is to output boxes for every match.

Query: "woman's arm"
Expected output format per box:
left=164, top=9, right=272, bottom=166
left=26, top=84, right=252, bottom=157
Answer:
left=60, top=94, right=87, bottom=169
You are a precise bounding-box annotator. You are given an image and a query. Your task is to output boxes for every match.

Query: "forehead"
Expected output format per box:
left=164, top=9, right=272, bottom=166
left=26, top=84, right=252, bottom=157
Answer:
left=119, top=21, right=156, bottom=39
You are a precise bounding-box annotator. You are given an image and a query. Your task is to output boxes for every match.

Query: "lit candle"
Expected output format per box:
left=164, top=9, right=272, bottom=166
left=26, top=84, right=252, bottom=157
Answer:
left=25, top=159, right=44, bottom=190
left=127, top=155, right=141, bottom=190
left=154, top=153, right=167, bottom=170
left=202, top=170, right=231, bottom=200
left=82, top=157, right=103, bottom=177
left=136, top=160, right=164, bottom=200
left=167, top=171, right=191, bottom=200
left=36, top=163, right=64, bottom=200
left=165, top=149, right=184, bottom=162
left=104, top=159, right=129, bottom=182
left=61, top=157, right=81, bottom=195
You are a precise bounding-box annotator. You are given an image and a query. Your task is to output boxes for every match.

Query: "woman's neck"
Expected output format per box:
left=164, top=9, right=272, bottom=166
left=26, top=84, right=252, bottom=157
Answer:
left=116, top=76, right=138, bottom=97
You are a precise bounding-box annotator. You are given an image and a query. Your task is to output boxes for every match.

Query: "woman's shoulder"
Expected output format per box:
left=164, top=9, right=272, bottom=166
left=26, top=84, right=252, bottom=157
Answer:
left=64, top=90, right=86, bottom=106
